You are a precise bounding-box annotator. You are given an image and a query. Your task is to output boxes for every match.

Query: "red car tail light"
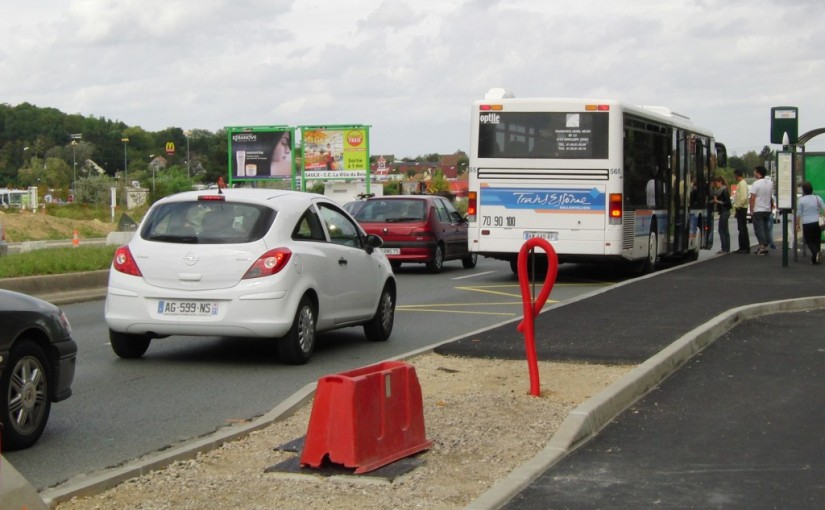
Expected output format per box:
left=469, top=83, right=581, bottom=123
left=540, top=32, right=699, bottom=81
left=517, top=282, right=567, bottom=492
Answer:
left=243, top=248, right=292, bottom=279
left=113, top=246, right=142, bottom=276
left=411, top=229, right=436, bottom=241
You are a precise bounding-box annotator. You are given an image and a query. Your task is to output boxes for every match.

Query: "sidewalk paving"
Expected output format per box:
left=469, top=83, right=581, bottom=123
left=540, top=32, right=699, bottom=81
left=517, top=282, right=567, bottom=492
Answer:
left=436, top=248, right=825, bottom=509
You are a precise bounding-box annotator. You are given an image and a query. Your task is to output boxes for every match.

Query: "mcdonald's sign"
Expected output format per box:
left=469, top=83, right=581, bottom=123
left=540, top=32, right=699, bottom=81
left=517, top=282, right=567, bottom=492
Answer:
left=165, top=142, right=176, bottom=156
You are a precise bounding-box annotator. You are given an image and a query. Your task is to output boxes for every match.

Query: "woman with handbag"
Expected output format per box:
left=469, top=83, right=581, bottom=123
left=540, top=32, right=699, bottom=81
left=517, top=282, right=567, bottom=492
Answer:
left=795, top=181, right=825, bottom=264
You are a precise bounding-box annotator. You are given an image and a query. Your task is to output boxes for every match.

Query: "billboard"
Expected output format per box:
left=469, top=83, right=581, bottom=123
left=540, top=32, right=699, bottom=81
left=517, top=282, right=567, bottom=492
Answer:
left=301, top=126, right=370, bottom=179
left=804, top=153, right=825, bottom=240
left=227, top=126, right=295, bottom=182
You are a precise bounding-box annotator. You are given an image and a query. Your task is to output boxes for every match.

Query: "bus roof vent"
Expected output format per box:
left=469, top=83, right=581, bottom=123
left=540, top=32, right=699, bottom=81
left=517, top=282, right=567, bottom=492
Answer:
left=641, top=105, right=692, bottom=121
left=485, top=88, right=515, bottom=99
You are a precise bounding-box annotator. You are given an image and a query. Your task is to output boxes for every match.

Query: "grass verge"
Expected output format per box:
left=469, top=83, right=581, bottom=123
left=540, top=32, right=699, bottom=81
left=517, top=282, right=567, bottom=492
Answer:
left=0, top=245, right=116, bottom=278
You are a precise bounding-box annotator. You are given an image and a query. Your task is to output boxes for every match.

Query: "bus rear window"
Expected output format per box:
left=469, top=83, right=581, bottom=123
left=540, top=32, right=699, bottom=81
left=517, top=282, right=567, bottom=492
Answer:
left=477, top=112, right=609, bottom=159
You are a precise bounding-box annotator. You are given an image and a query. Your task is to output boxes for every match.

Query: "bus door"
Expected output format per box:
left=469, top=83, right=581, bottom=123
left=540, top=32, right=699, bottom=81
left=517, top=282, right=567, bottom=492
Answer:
left=695, top=139, right=714, bottom=249
left=670, top=130, right=690, bottom=254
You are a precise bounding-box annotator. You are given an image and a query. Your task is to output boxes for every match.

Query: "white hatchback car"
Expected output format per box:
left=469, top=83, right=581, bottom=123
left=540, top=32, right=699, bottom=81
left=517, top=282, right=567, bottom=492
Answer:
left=105, top=189, right=396, bottom=364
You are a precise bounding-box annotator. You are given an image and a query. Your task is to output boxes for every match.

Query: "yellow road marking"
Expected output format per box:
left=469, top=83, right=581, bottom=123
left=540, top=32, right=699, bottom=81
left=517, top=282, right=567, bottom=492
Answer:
left=395, top=280, right=610, bottom=316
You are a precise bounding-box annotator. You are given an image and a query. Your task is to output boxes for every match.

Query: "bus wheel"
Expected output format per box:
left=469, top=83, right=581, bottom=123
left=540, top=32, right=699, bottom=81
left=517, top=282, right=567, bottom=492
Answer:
left=640, top=229, right=658, bottom=273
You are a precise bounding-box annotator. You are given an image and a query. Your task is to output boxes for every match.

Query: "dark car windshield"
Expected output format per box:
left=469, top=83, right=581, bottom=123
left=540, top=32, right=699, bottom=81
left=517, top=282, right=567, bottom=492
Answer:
left=355, top=199, right=426, bottom=223
left=141, top=201, right=275, bottom=244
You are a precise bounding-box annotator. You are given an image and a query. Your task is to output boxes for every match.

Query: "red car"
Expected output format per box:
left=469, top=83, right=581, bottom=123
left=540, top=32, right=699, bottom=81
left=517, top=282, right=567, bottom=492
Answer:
left=354, top=195, right=477, bottom=273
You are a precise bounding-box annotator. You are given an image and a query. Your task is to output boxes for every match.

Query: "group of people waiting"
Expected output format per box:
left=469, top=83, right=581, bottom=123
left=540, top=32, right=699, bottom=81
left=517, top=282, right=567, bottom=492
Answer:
left=711, top=166, right=825, bottom=264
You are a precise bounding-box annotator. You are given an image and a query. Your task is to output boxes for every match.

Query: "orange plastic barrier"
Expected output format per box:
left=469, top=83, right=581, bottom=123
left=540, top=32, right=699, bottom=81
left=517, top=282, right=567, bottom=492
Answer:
left=300, top=360, right=432, bottom=474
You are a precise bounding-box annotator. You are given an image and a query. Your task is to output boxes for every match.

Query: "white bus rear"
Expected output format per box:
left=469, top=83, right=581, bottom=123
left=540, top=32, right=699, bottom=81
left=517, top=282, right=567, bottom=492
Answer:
left=467, top=89, right=725, bottom=272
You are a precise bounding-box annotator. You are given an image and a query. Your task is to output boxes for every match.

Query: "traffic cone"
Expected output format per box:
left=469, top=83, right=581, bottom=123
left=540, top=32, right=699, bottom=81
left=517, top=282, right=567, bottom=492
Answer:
left=72, top=228, right=79, bottom=248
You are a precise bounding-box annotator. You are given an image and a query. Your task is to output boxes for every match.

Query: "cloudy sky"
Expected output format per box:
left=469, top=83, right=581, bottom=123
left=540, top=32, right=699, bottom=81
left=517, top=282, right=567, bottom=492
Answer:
left=1, top=0, right=823, bottom=158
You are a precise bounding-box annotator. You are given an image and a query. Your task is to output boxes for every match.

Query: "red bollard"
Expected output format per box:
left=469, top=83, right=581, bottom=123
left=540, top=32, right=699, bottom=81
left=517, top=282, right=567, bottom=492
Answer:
left=300, top=361, right=432, bottom=474
left=516, top=238, right=559, bottom=396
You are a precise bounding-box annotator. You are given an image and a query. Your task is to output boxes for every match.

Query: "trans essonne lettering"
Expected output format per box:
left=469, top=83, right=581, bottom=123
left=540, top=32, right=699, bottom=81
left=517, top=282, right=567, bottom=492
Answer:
left=513, top=191, right=591, bottom=207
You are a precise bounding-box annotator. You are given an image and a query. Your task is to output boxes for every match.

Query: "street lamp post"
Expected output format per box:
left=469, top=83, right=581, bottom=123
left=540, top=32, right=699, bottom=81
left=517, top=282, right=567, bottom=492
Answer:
left=71, top=141, right=77, bottom=197
left=149, top=155, right=156, bottom=194
left=121, top=137, right=129, bottom=207
left=69, top=133, right=82, bottom=201
left=185, top=130, right=192, bottom=178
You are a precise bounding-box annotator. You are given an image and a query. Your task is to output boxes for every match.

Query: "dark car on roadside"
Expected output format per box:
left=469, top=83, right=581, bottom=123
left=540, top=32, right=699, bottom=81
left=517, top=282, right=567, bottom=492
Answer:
left=1, top=290, right=76, bottom=450
left=354, top=195, right=477, bottom=273
left=342, top=200, right=368, bottom=217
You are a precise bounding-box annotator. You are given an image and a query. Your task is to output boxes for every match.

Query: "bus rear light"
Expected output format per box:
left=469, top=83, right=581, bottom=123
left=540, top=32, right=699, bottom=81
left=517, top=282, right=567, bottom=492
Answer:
left=481, top=230, right=491, bottom=236
left=468, top=191, right=477, bottom=220
left=585, top=104, right=610, bottom=111
left=608, top=193, right=622, bottom=225
left=479, top=104, right=503, bottom=111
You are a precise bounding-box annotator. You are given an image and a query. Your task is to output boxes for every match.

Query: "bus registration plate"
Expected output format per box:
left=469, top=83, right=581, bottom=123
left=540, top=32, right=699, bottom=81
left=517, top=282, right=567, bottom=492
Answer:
left=157, top=300, right=218, bottom=316
left=524, top=231, right=559, bottom=241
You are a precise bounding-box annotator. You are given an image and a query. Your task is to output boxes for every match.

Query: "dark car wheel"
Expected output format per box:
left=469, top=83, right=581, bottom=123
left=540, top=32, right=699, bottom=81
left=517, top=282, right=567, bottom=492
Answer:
left=364, top=283, right=395, bottom=342
left=1, top=340, right=52, bottom=450
left=278, top=295, right=317, bottom=365
left=427, top=244, right=444, bottom=273
left=462, top=253, right=478, bottom=269
left=110, top=329, right=151, bottom=359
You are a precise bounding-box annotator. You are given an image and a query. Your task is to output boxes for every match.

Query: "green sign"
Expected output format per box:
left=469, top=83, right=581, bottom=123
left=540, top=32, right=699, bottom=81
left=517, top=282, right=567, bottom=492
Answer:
left=770, top=106, right=798, bottom=145
left=804, top=152, right=825, bottom=240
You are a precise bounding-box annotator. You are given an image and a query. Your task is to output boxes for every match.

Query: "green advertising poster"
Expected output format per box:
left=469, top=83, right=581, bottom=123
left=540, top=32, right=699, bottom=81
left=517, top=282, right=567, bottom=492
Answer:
left=300, top=125, right=370, bottom=180
left=804, top=153, right=825, bottom=240
left=226, top=126, right=295, bottom=185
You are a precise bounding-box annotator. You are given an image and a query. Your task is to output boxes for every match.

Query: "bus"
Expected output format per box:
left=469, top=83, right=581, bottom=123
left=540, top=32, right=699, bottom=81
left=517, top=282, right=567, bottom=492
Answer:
left=0, top=188, right=32, bottom=209
left=467, top=89, right=727, bottom=273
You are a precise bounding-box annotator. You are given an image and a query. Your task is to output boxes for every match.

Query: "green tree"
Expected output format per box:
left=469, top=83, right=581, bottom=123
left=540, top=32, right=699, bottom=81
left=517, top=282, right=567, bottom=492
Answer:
left=429, top=169, right=450, bottom=193
left=151, top=167, right=196, bottom=202
left=382, top=180, right=402, bottom=195
left=75, top=174, right=116, bottom=206
left=759, top=145, right=774, bottom=166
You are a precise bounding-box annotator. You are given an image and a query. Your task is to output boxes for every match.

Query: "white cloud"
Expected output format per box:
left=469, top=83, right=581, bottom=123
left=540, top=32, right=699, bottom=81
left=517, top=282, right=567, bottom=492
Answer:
left=1, top=0, right=824, bottom=157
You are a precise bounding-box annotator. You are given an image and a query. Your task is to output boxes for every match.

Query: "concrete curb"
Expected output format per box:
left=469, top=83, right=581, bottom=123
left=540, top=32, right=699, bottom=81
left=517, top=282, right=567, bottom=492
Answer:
left=464, top=296, right=825, bottom=510
left=0, top=455, right=50, bottom=510
left=0, top=270, right=109, bottom=305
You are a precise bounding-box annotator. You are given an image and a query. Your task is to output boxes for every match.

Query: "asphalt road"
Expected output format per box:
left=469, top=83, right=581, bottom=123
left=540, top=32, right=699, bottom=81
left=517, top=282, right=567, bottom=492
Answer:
left=4, top=219, right=739, bottom=491
left=5, top=256, right=631, bottom=490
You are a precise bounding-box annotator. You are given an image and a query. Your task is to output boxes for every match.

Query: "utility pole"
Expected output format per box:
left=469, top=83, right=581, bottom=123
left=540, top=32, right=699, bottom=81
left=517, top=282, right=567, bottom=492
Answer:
left=121, top=137, right=129, bottom=207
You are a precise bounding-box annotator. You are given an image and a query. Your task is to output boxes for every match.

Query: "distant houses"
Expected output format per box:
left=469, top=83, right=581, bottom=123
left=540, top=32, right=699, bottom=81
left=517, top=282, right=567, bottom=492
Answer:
left=370, top=152, right=468, bottom=197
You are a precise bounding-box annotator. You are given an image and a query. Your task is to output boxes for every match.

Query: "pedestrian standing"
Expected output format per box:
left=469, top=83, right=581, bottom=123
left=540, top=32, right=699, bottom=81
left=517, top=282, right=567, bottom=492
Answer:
left=732, top=169, right=750, bottom=253
left=711, top=176, right=732, bottom=254
left=749, top=166, right=774, bottom=255
left=795, top=181, right=825, bottom=264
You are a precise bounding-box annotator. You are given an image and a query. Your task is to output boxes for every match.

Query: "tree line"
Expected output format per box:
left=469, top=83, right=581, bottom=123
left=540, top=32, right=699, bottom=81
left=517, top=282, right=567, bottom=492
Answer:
left=0, top=102, right=233, bottom=201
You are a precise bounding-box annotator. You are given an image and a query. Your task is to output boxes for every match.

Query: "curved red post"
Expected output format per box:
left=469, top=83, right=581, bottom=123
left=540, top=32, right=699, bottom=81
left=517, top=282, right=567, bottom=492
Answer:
left=516, top=238, right=559, bottom=397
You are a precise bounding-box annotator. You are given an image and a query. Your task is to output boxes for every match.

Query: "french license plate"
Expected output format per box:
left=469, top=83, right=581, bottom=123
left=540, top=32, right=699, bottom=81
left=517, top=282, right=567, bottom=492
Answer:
left=381, top=248, right=401, bottom=255
left=523, top=231, right=559, bottom=241
left=157, top=300, right=218, bottom=316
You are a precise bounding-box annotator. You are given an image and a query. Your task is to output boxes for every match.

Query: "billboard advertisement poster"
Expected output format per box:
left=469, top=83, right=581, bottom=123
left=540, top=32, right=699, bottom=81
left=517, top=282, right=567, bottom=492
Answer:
left=302, top=126, right=369, bottom=179
left=227, top=126, right=294, bottom=180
